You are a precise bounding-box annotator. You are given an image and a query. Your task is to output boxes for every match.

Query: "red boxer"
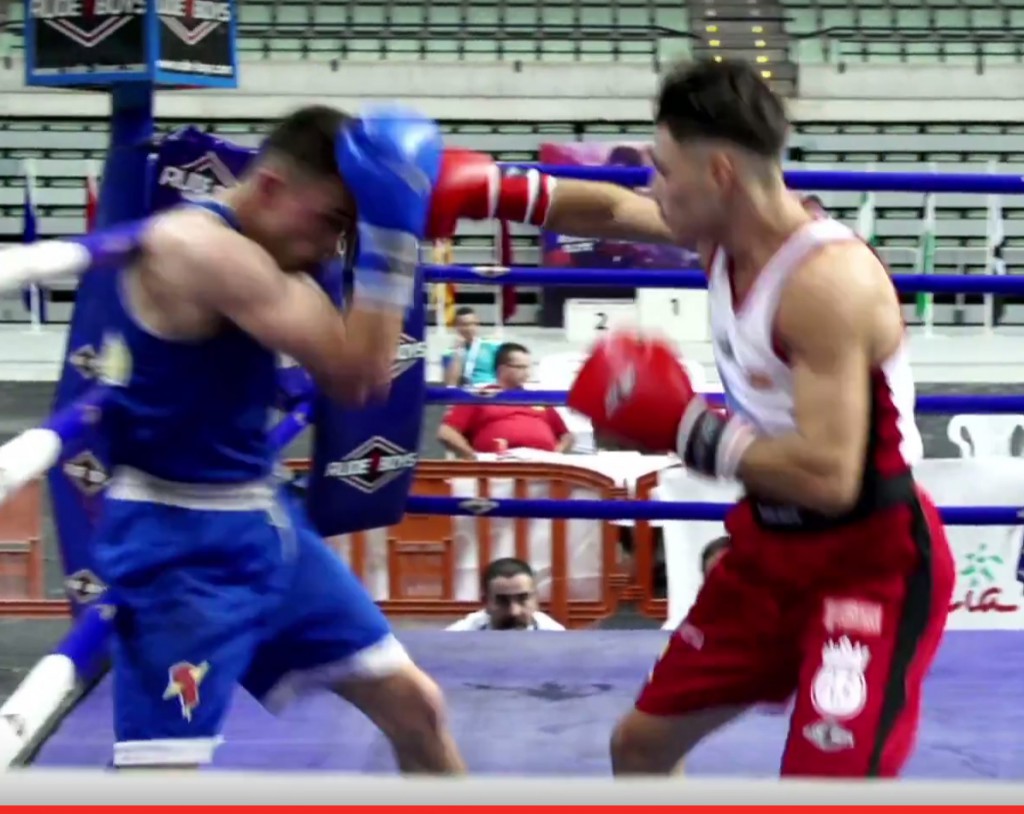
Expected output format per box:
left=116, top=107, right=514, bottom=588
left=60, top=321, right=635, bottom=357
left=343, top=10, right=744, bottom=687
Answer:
left=560, top=59, right=955, bottom=778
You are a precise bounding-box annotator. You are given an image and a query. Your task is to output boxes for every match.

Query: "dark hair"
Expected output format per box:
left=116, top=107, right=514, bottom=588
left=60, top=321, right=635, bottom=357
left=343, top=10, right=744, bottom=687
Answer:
left=495, top=342, right=529, bottom=369
left=454, top=306, right=476, bottom=320
left=482, top=557, right=534, bottom=592
left=260, top=105, right=352, bottom=179
left=655, top=59, right=788, bottom=159
left=700, top=535, right=730, bottom=574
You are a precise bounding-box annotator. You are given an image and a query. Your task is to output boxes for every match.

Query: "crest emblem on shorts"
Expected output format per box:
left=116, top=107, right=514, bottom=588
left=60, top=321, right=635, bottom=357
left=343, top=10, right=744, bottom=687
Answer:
left=803, top=719, right=855, bottom=753
left=164, top=661, right=210, bottom=722
left=810, top=637, right=870, bottom=721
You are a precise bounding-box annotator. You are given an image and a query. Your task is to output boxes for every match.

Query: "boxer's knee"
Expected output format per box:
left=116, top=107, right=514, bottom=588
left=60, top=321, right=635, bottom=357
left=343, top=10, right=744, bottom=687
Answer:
left=610, top=711, right=681, bottom=774
left=352, top=663, right=447, bottom=742
left=336, top=662, right=463, bottom=772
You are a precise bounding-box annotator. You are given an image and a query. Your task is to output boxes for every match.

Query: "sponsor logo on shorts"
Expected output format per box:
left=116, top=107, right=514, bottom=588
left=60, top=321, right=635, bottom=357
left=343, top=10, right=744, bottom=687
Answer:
left=64, top=568, right=106, bottom=604
left=324, top=437, right=417, bottom=494
left=163, top=660, right=209, bottom=722
left=62, top=450, right=110, bottom=496
left=803, top=719, right=854, bottom=753
left=391, top=334, right=427, bottom=381
left=810, top=636, right=870, bottom=721
left=158, top=151, right=237, bottom=199
left=823, top=598, right=883, bottom=637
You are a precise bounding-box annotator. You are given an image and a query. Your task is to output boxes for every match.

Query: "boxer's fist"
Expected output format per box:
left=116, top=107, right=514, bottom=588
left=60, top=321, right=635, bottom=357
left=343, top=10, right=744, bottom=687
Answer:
left=567, top=330, right=755, bottom=479
left=426, top=149, right=556, bottom=240
left=335, top=105, right=443, bottom=311
left=567, top=330, right=697, bottom=454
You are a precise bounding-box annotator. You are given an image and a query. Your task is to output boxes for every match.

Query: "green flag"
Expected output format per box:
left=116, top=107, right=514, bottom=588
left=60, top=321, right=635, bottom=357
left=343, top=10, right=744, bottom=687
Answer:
left=916, top=193, right=936, bottom=324
left=855, top=191, right=875, bottom=245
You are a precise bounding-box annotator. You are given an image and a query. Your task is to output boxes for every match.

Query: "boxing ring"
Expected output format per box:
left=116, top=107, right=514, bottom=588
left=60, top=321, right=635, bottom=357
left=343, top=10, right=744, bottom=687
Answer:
left=4, top=154, right=1024, bottom=792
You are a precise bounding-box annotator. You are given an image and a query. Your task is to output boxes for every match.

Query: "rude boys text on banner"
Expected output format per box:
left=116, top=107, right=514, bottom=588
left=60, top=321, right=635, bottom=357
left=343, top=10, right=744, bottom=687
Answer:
left=24, top=0, right=237, bottom=87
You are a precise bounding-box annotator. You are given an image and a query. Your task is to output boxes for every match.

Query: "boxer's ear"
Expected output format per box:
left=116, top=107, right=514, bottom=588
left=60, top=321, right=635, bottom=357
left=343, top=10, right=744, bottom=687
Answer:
left=250, top=162, right=289, bottom=204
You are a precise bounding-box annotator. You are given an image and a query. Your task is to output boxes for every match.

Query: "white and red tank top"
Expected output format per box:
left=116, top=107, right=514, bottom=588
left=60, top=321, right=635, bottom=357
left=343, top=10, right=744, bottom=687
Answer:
left=707, top=217, right=923, bottom=486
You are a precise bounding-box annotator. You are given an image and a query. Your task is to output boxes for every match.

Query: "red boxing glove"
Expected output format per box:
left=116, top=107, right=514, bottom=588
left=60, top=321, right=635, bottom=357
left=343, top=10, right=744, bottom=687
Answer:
left=567, top=330, right=755, bottom=479
left=425, top=149, right=556, bottom=240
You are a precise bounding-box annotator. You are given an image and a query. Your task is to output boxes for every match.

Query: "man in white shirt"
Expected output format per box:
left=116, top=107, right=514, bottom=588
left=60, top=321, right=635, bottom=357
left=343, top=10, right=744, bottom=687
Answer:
left=446, top=558, right=565, bottom=631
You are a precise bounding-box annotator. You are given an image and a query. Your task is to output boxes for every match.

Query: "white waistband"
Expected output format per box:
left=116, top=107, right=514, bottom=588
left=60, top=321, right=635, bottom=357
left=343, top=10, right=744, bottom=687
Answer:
left=106, top=467, right=276, bottom=512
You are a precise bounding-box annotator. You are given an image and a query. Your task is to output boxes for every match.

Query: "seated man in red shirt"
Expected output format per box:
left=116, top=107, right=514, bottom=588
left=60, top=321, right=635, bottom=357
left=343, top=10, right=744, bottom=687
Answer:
left=437, top=342, right=574, bottom=458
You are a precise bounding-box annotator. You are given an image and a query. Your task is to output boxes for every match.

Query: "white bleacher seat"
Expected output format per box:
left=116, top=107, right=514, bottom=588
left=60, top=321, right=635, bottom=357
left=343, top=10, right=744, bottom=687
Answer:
left=947, top=414, right=1024, bottom=458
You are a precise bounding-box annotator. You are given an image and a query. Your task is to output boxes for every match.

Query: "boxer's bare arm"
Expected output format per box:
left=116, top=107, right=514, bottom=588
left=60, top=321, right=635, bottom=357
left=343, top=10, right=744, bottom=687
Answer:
left=733, top=244, right=882, bottom=514
left=545, top=180, right=675, bottom=244
left=145, top=212, right=384, bottom=404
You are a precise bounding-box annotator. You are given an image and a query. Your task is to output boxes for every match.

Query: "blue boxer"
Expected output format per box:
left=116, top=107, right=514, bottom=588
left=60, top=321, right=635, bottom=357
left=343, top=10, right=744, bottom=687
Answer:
left=90, top=104, right=461, bottom=770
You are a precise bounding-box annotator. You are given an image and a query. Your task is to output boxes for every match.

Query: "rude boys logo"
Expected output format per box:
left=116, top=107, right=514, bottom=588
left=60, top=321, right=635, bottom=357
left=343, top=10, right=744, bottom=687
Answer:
left=157, top=151, right=238, bottom=198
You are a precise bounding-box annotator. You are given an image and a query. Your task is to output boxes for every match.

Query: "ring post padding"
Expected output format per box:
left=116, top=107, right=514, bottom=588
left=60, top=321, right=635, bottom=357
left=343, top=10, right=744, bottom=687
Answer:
left=8, top=0, right=242, bottom=766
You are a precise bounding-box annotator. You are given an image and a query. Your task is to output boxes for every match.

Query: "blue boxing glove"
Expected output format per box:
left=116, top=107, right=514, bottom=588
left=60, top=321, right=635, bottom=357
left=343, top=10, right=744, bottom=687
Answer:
left=335, top=105, right=443, bottom=312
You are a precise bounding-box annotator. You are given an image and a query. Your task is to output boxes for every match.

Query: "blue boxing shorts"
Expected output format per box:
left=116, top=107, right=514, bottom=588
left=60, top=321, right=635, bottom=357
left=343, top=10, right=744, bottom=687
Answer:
left=91, top=467, right=410, bottom=768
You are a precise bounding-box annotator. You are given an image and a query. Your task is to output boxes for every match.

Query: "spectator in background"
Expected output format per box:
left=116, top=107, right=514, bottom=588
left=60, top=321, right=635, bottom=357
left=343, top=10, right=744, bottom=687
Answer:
left=437, top=342, right=574, bottom=458
left=442, top=306, right=499, bottom=388
left=446, top=558, right=565, bottom=631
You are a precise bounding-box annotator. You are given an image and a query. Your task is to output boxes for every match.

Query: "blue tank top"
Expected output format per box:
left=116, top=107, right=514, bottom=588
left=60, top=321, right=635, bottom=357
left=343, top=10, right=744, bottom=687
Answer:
left=102, top=200, right=279, bottom=484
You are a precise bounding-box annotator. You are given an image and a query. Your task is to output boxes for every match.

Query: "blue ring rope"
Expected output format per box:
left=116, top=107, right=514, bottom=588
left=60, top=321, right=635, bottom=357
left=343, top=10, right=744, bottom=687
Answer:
left=422, top=265, right=1024, bottom=294
left=502, top=164, right=1024, bottom=195
left=426, top=388, right=1024, bottom=415
left=406, top=495, right=1024, bottom=526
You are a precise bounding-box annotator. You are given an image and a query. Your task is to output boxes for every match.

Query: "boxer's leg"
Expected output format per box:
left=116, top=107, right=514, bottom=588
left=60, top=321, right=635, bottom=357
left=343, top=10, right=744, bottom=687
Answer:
left=242, top=498, right=463, bottom=773
left=781, top=498, right=955, bottom=777
left=611, top=546, right=798, bottom=774
left=94, top=500, right=279, bottom=769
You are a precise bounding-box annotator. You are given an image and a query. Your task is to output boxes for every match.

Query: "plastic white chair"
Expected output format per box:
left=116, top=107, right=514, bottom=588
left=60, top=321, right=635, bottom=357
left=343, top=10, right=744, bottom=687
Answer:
left=947, top=414, right=1024, bottom=458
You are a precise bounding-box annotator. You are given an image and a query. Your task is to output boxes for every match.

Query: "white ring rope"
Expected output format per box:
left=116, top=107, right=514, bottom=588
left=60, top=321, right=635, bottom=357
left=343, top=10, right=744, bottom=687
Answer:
left=0, top=428, right=63, bottom=507
left=0, top=240, right=94, bottom=294
left=0, top=773, right=1019, bottom=801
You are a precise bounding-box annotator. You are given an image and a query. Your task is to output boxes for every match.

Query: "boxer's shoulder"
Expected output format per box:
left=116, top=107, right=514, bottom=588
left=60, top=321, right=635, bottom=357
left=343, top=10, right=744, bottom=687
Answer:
left=785, top=240, right=885, bottom=303
left=775, top=241, right=883, bottom=349
left=143, top=206, right=279, bottom=298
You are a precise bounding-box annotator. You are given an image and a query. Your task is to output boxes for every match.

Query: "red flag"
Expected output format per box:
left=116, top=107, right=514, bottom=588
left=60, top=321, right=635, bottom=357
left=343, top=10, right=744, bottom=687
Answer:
left=85, top=162, right=99, bottom=232
left=498, top=220, right=516, bottom=321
